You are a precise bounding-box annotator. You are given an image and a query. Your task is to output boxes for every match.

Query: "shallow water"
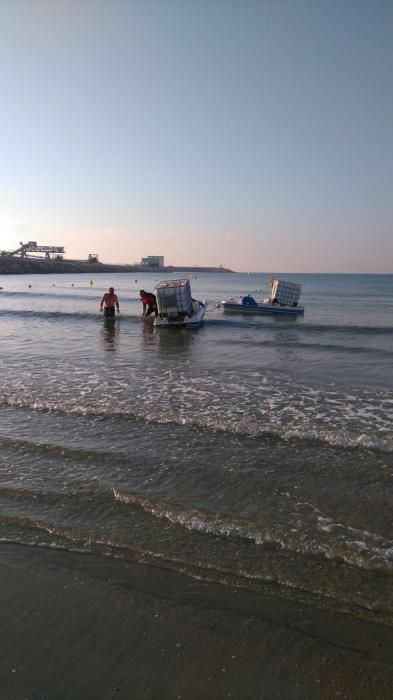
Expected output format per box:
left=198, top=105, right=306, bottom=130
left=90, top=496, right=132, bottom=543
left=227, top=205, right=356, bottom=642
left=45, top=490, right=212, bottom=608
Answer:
left=0, top=271, right=392, bottom=623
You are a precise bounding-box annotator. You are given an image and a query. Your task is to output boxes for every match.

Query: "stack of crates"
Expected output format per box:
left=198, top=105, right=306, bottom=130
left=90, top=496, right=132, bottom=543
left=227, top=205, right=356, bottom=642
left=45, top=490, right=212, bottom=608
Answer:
left=271, top=279, right=301, bottom=307
left=155, top=279, right=193, bottom=316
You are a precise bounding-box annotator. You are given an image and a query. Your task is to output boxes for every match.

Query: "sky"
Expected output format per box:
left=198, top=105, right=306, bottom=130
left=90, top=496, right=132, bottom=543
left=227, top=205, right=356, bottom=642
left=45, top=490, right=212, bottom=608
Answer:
left=0, top=0, right=392, bottom=273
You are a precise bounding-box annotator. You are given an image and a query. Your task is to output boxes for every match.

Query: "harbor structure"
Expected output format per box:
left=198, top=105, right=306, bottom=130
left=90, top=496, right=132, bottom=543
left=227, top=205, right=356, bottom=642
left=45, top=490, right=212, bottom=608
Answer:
left=1, top=241, right=65, bottom=260
left=141, top=255, right=164, bottom=268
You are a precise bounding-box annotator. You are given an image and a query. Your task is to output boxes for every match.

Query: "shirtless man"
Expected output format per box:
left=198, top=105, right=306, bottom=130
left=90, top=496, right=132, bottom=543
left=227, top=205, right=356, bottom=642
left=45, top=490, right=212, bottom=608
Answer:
left=100, top=287, right=120, bottom=318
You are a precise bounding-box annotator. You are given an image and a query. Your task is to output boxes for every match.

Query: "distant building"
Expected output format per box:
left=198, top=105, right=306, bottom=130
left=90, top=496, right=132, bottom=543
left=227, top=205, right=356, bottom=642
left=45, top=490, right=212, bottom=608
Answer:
left=141, top=255, right=164, bottom=268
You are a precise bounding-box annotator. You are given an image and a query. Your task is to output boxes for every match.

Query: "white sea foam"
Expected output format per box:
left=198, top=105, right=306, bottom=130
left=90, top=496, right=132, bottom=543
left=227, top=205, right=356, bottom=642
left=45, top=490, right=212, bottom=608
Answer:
left=2, top=380, right=392, bottom=454
left=1, top=347, right=392, bottom=453
left=112, top=487, right=393, bottom=572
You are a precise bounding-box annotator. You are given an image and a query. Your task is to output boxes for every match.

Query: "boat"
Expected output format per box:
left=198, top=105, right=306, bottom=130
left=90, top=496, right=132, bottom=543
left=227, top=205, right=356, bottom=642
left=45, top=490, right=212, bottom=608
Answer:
left=154, top=278, right=207, bottom=328
left=221, top=278, right=304, bottom=316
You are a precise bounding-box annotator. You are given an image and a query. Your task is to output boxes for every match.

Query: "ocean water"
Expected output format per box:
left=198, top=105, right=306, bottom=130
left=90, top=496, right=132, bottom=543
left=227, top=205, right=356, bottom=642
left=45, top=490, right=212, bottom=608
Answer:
left=0, top=271, right=392, bottom=624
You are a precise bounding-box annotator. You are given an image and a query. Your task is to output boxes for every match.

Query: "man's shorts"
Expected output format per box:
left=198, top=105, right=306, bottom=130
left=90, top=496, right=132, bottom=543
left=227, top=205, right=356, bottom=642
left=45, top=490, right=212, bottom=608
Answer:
left=145, top=304, right=157, bottom=317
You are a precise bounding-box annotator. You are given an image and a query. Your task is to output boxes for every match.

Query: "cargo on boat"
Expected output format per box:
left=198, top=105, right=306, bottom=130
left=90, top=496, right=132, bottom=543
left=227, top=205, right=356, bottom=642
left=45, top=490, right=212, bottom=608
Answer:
left=221, top=278, right=304, bottom=316
left=154, top=278, right=206, bottom=328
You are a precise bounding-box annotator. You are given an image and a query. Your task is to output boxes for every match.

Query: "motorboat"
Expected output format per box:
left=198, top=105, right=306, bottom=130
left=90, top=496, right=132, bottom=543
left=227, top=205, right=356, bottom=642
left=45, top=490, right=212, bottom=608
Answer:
left=154, top=279, right=207, bottom=328
left=221, top=296, right=304, bottom=315
left=221, top=278, right=304, bottom=316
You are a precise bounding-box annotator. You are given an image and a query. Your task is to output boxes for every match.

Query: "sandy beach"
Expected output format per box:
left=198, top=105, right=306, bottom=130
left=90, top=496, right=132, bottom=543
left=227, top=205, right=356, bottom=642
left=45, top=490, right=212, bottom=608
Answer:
left=1, top=543, right=393, bottom=700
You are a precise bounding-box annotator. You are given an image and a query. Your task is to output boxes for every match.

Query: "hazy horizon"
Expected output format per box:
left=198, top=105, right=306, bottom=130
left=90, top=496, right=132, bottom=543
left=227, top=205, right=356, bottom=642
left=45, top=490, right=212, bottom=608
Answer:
left=1, top=0, right=392, bottom=273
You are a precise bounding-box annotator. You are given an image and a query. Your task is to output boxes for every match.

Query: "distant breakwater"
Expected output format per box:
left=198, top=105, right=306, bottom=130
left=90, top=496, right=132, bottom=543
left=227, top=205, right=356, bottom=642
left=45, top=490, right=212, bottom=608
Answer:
left=0, top=258, right=234, bottom=275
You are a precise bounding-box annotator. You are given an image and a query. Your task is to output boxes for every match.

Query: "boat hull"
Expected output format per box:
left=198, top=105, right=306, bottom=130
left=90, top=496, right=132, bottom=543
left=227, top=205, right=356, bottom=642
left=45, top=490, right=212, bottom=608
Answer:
left=154, top=303, right=207, bottom=328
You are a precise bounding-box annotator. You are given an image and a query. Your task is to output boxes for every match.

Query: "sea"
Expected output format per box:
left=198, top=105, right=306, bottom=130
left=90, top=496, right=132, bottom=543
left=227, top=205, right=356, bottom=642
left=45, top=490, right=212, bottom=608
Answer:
left=0, top=271, right=392, bottom=624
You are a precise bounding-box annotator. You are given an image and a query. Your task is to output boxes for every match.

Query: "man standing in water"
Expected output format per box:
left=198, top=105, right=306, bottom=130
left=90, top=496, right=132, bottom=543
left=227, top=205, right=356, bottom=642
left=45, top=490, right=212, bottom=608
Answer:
left=100, top=287, right=120, bottom=318
left=139, top=289, right=158, bottom=318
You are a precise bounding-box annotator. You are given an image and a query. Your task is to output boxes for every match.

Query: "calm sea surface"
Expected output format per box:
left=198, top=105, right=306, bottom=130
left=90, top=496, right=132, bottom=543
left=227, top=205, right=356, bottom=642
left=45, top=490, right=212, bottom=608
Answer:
left=0, top=272, right=392, bottom=623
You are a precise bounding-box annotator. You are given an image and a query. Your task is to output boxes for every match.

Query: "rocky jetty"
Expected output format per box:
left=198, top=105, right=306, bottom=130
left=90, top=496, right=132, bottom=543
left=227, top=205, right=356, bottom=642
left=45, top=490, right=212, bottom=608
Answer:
left=0, top=257, right=233, bottom=275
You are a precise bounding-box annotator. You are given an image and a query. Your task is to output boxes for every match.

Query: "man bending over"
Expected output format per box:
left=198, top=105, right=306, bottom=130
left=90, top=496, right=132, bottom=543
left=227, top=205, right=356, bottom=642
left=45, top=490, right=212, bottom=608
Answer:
left=139, top=289, right=158, bottom=318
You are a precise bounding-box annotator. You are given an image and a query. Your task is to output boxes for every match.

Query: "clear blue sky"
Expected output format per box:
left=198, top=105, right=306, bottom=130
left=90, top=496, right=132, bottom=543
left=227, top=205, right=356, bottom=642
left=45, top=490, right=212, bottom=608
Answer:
left=1, top=0, right=392, bottom=272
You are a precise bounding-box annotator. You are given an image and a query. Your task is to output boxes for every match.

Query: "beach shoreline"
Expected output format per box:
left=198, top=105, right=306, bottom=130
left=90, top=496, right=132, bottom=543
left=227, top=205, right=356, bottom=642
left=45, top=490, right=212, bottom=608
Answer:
left=1, top=543, right=393, bottom=699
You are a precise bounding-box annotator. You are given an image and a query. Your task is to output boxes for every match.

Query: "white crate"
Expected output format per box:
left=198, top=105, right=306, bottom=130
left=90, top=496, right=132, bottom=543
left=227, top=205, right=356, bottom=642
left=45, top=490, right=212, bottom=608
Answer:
left=155, top=279, right=193, bottom=315
left=271, top=279, right=301, bottom=306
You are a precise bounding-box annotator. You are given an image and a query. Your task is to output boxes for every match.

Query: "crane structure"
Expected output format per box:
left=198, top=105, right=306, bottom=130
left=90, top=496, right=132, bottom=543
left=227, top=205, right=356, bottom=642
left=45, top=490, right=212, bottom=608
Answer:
left=1, top=241, right=65, bottom=259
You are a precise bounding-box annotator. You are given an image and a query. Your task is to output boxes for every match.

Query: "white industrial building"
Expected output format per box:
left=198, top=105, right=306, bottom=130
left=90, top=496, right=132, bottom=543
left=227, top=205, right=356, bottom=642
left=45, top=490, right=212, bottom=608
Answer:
left=141, top=256, right=164, bottom=268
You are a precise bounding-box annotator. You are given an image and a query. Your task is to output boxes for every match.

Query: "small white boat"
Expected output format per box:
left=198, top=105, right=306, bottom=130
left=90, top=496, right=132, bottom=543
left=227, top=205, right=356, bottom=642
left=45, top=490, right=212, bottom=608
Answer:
left=221, top=279, right=304, bottom=316
left=154, top=279, right=207, bottom=328
left=221, top=296, right=304, bottom=315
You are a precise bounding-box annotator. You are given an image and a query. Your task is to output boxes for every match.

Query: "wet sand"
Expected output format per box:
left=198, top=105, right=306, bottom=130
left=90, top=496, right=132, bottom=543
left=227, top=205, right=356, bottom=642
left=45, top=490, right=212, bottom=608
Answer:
left=1, top=544, right=393, bottom=699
